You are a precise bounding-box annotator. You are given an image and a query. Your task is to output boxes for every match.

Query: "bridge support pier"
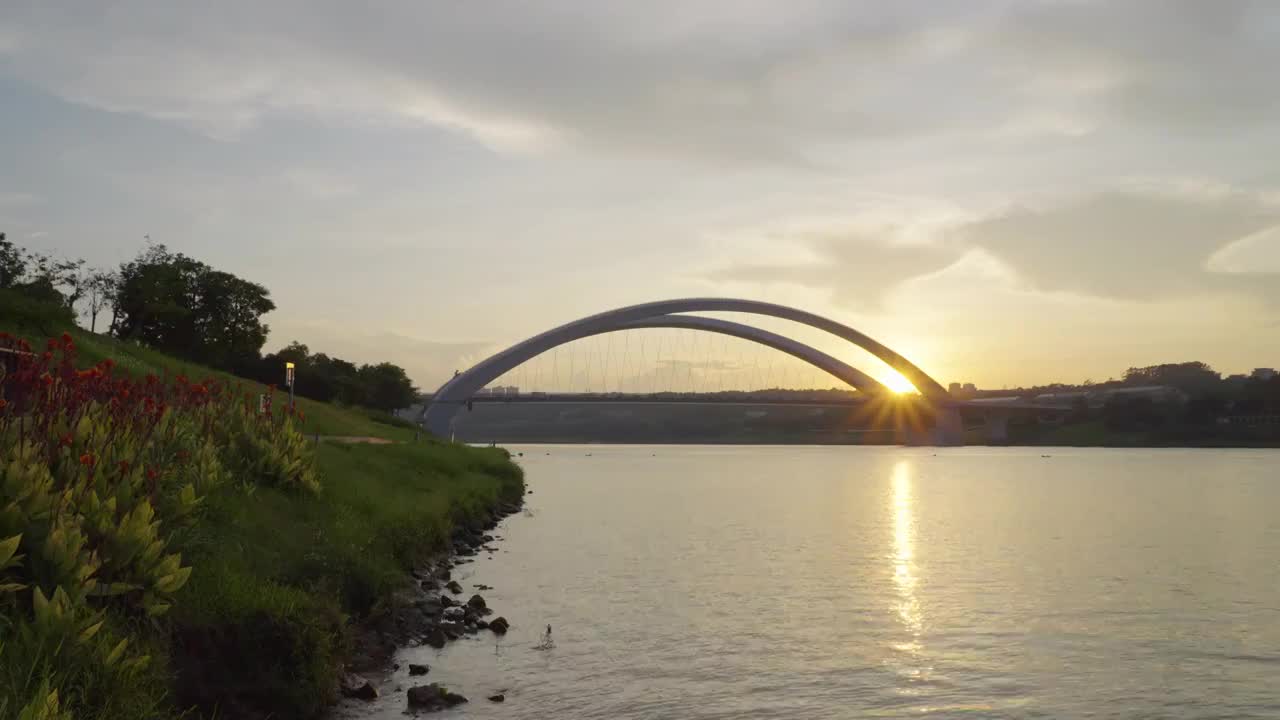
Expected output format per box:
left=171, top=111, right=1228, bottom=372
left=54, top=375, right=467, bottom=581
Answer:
left=424, top=402, right=463, bottom=439
left=934, top=406, right=965, bottom=446
left=985, top=412, right=1010, bottom=444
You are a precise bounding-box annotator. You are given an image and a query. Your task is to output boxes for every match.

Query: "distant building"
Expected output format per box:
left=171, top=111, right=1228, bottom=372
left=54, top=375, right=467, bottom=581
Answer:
left=1252, top=368, right=1277, bottom=381
left=962, top=382, right=977, bottom=395
left=949, top=382, right=963, bottom=395
left=1226, top=374, right=1249, bottom=383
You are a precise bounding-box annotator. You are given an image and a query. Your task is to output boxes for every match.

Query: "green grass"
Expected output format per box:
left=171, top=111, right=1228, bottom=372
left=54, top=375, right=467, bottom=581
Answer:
left=0, top=312, right=523, bottom=719
left=166, top=441, right=522, bottom=717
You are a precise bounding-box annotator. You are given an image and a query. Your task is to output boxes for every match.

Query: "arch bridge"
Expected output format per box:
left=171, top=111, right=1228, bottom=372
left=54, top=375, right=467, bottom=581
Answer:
left=422, top=298, right=1033, bottom=444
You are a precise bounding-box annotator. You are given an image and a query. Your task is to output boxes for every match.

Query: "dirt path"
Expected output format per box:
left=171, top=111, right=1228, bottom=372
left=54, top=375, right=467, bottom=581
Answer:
left=320, top=435, right=398, bottom=445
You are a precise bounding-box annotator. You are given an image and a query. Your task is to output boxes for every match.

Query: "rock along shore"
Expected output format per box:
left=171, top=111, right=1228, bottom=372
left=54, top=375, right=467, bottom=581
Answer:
left=337, top=486, right=528, bottom=714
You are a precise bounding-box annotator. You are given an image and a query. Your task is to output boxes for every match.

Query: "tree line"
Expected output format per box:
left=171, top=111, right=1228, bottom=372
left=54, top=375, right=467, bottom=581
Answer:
left=0, top=232, right=418, bottom=412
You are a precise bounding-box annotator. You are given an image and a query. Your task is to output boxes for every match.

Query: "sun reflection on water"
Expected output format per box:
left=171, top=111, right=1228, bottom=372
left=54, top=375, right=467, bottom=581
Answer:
left=891, top=460, right=923, bottom=654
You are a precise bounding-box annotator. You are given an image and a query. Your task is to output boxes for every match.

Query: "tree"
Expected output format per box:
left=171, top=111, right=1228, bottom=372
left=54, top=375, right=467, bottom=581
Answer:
left=112, top=244, right=276, bottom=369
left=82, top=269, right=118, bottom=333
left=357, top=362, right=418, bottom=412
left=312, top=353, right=363, bottom=405
left=0, top=232, right=24, bottom=288
left=1122, top=362, right=1220, bottom=394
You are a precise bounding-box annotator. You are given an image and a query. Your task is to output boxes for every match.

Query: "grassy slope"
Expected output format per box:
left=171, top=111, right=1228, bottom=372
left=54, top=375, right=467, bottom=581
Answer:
left=0, top=311, right=412, bottom=440
left=1, top=318, right=523, bottom=719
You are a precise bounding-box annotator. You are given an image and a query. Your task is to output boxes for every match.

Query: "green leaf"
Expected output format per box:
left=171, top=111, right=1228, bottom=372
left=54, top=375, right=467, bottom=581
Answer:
left=0, top=534, right=21, bottom=566
left=104, top=638, right=129, bottom=667
left=78, top=620, right=104, bottom=643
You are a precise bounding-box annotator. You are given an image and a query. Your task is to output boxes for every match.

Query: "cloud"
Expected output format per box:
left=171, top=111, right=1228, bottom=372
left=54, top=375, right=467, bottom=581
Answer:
left=0, top=192, right=40, bottom=207
left=707, top=185, right=1280, bottom=308
left=987, top=0, right=1280, bottom=134
left=6, top=1, right=1277, bottom=162
left=1206, top=225, right=1280, bottom=274
left=959, top=188, right=1280, bottom=300
left=707, top=225, right=965, bottom=309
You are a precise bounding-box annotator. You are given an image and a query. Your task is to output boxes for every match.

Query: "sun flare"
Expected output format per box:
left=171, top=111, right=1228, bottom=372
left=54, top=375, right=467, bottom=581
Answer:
left=883, top=370, right=918, bottom=394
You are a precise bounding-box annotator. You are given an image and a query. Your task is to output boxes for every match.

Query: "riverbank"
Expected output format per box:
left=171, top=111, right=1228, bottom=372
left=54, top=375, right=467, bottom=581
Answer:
left=0, top=325, right=525, bottom=719
left=335, top=493, right=526, bottom=715
left=170, top=440, right=525, bottom=718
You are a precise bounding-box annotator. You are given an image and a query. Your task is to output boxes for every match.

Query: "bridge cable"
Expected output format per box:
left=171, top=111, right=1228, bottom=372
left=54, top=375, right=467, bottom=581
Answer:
left=602, top=333, right=613, bottom=394
left=685, top=330, right=697, bottom=394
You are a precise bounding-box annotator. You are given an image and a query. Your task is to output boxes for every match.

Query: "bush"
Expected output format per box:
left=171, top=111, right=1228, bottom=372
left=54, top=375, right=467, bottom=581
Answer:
left=0, top=333, right=317, bottom=718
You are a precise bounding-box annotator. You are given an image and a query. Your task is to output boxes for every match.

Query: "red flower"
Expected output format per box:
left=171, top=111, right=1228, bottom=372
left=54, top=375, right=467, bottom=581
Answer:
left=146, top=467, right=159, bottom=481
left=59, top=433, right=73, bottom=448
left=79, top=453, right=95, bottom=467
left=60, top=332, right=74, bottom=347
left=118, top=460, right=131, bottom=472
left=0, top=399, right=7, bottom=410
left=298, top=410, right=306, bottom=422
left=40, top=373, right=53, bottom=387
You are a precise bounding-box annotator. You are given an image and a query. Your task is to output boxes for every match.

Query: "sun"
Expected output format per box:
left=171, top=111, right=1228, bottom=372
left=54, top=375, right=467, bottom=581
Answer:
left=883, top=369, right=918, bottom=394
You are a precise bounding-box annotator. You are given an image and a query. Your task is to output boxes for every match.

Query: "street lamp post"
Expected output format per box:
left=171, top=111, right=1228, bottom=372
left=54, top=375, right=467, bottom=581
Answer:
left=285, top=361, right=296, bottom=411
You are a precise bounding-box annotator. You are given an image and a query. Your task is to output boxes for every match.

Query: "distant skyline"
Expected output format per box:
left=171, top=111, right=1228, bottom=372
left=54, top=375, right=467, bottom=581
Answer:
left=3, top=1, right=1279, bottom=392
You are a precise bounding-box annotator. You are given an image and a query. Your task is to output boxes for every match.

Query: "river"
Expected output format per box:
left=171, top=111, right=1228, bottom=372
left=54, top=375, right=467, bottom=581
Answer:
left=346, top=445, right=1280, bottom=718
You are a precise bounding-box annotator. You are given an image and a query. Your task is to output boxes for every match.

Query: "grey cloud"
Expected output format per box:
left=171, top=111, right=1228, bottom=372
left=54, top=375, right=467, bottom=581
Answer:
left=710, top=188, right=1280, bottom=307
left=6, top=1, right=1277, bottom=162
left=708, top=228, right=966, bottom=308
left=989, top=0, right=1280, bottom=133
left=961, top=190, right=1280, bottom=301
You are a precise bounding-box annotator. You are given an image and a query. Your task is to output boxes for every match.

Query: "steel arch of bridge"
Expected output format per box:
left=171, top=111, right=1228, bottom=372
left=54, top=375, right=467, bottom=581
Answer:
left=421, top=298, right=951, bottom=438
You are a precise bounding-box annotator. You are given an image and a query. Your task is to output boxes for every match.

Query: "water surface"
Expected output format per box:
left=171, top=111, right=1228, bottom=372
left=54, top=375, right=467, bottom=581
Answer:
left=346, top=446, right=1280, bottom=718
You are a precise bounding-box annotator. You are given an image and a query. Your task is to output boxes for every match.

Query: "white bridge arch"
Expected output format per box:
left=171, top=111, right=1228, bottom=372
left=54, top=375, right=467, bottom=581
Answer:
left=422, top=298, right=958, bottom=440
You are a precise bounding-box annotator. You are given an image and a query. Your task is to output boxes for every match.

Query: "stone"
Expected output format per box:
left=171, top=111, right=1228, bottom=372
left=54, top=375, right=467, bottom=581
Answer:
left=439, top=594, right=454, bottom=608
left=437, top=568, right=451, bottom=582
left=408, top=663, right=429, bottom=676
left=407, top=684, right=469, bottom=711
left=488, top=693, right=506, bottom=703
left=424, top=626, right=447, bottom=649
left=446, top=580, right=463, bottom=594
left=489, top=616, right=510, bottom=634
left=474, top=584, right=493, bottom=591
left=475, top=619, right=489, bottom=630
left=467, top=594, right=487, bottom=610
left=442, top=606, right=466, bottom=621
left=340, top=672, right=378, bottom=700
